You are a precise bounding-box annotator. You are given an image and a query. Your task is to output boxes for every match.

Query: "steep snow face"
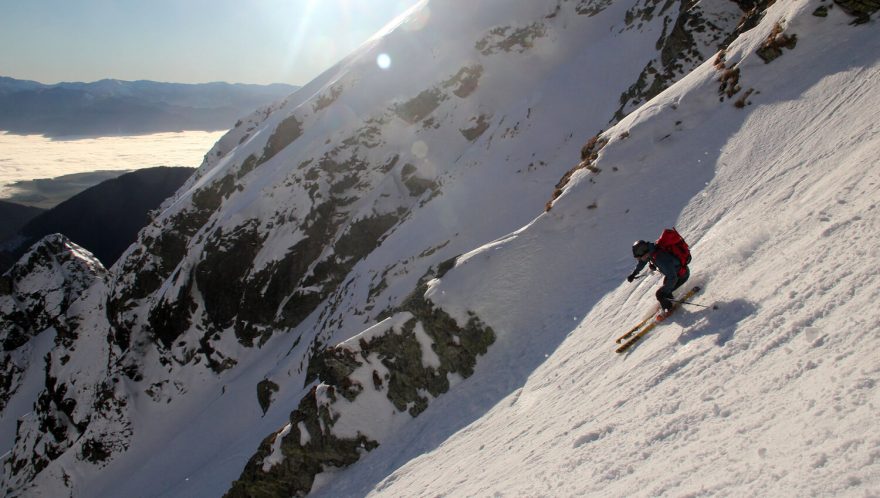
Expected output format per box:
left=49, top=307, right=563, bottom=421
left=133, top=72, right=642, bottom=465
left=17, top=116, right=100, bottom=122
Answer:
left=305, top=2, right=880, bottom=497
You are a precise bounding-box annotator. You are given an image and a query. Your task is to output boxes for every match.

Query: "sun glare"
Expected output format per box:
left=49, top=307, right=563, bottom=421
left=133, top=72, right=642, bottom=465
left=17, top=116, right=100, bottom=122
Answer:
left=376, top=53, right=392, bottom=69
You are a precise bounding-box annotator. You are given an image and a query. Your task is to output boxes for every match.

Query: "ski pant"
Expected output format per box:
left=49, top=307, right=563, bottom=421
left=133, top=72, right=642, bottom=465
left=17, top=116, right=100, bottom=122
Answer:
left=656, top=266, right=689, bottom=309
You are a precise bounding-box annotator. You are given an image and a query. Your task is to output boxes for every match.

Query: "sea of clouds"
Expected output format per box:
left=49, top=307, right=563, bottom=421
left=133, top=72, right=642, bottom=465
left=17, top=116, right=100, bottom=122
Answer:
left=0, top=131, right=224, bottom=201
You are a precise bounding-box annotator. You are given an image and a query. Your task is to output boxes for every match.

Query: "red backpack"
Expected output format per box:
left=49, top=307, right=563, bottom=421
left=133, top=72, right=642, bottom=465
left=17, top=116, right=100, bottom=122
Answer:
left=655, top=228, right=691, bottom=277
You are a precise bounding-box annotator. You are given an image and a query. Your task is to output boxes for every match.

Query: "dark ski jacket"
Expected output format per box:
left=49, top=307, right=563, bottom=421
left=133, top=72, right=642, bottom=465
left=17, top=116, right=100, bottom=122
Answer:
left=631, top=242, right=685, bottom=295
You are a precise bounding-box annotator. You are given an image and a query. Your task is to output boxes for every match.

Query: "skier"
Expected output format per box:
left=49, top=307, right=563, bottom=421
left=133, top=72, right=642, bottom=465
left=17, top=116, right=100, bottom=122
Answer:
left=627, top=238, right=690, bottom=318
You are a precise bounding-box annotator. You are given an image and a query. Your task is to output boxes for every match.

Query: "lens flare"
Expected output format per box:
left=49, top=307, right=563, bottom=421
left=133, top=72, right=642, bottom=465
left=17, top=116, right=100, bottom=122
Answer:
left=376, top=53, right=392, bottom=69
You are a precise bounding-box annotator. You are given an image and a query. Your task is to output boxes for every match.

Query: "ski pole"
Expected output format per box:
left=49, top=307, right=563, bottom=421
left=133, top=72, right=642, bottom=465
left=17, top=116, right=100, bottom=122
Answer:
left=673, top=298, right=716, bottom=309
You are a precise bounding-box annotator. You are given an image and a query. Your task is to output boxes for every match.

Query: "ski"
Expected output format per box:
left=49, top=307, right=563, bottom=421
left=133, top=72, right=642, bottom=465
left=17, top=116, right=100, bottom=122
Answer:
left=615, top=286, right=702, bottom=354
left=615, top=306, right=659, bottom=344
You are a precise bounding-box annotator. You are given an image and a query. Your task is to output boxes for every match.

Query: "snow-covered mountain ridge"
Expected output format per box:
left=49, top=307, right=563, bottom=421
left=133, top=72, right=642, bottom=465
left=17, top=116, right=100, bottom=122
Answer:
left=2, top=0, right=879, bottom=496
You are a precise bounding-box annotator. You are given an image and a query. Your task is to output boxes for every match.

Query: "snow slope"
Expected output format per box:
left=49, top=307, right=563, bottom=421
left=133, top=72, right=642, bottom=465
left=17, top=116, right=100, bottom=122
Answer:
left=310, top=2, right=880, bottom=496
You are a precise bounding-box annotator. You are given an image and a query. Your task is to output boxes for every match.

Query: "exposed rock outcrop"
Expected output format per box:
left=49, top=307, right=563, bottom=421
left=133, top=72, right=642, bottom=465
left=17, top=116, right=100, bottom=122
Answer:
left=227, top=277, right=494, bottom=497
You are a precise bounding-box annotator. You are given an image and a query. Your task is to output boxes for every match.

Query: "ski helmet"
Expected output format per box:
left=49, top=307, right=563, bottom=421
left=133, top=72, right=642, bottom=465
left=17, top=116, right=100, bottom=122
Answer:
left=632, top=240, right=650, bottom=258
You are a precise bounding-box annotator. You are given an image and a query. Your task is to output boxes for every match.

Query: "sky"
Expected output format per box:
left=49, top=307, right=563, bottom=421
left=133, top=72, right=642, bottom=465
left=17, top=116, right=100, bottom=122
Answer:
left=0, top=0, right=420, bottom=86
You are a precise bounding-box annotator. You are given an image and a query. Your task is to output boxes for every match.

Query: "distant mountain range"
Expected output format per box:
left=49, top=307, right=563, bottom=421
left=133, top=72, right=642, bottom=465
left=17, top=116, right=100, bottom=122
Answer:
left=0, top=76, right=298, bottom=137
left=0, top=166, right=193, bottom=272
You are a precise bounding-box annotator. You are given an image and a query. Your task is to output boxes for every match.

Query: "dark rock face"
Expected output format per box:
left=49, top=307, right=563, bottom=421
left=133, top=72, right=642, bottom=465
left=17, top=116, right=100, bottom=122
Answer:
left=460, top=114, right=493, bottom=142
left=5, top=369, right=132, bottom=493
left=106, top=171, right=236, bottom=359
left=719, top=0, right=776, bottom=49
left=476, top=23, right=547, bottom=55
left=195, top=222, right=266, bottom=338
left=396, top=88, right=448, bottom=125
left=229, top=277, right=495, bottom=497
left=756, top=23, right=798, bottom=63
left=613, top=0, right=740, bottom=122
left=225, top=387, right=380, bottom=498
left=395, top=65, right=485, bottom=126
left=257, top=379, right=280, bottom=415
left=108, top=177, right=390, bottom=375
left=383, top=287, right=496, bottom=416
left=574, top=0, right=615, bottom=16
left=262, top=115, right=304, bottom=162
left=835, top=0, right=879, bottom=22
